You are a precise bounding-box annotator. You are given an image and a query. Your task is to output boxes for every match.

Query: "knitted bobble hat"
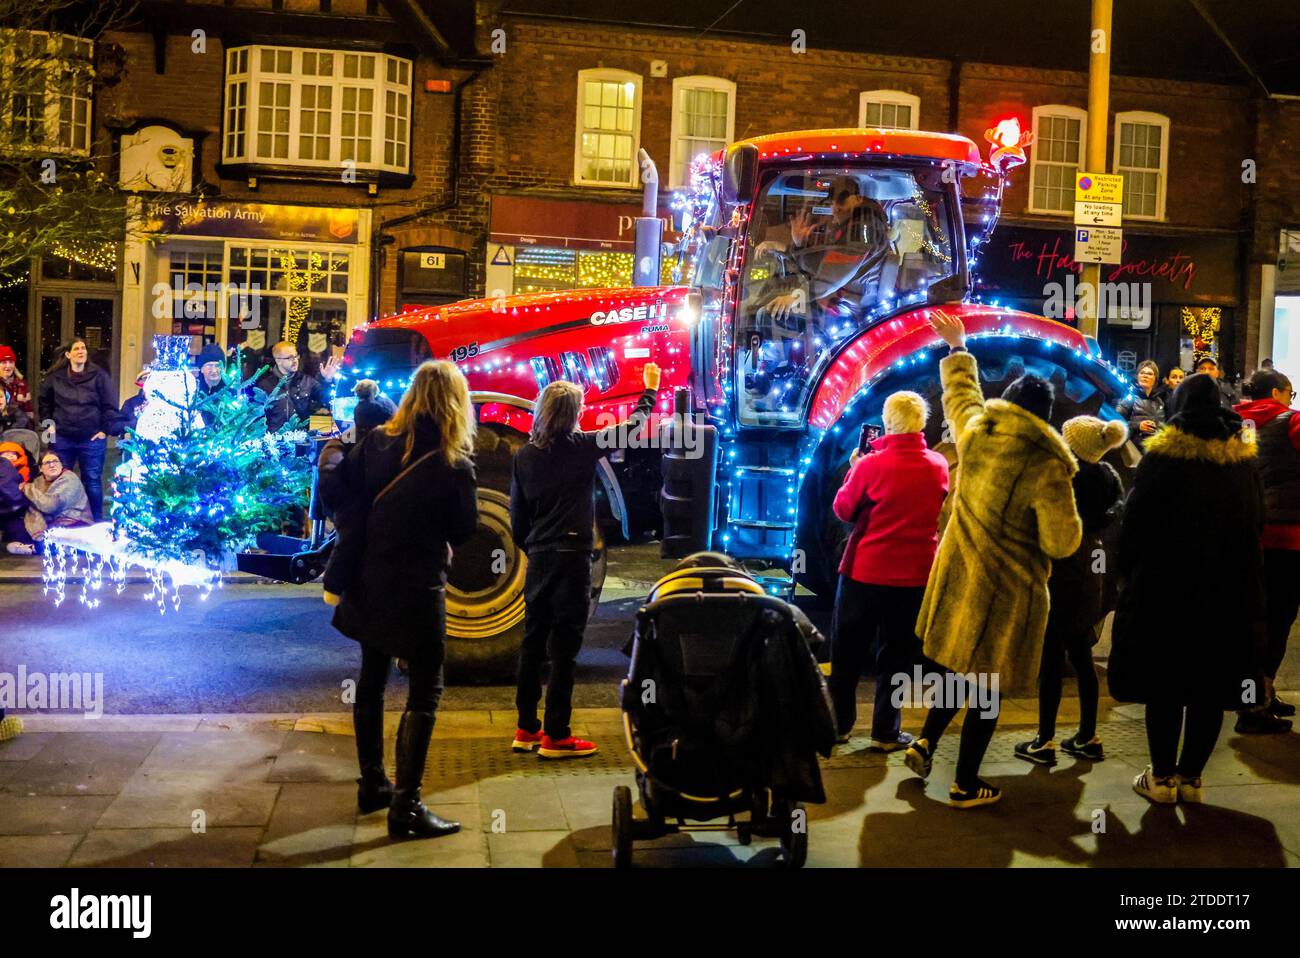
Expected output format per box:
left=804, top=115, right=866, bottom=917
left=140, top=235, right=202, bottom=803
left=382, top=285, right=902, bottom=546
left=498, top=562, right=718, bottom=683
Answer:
left=1061, top=416, right=1128, bottom=463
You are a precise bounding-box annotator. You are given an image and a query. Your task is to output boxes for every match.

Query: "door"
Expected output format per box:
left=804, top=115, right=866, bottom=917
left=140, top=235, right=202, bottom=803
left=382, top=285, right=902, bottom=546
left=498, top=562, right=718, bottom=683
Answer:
left=35, top=292, right=118, bottom=393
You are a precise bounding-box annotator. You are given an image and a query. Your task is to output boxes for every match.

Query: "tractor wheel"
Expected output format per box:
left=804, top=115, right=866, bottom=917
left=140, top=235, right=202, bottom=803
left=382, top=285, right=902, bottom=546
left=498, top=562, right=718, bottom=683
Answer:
left=444, top=424, right=607, bottom=681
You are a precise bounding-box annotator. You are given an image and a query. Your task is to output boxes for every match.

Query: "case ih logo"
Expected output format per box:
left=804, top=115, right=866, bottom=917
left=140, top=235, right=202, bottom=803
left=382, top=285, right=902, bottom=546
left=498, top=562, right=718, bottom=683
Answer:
left=588, top=302, right=669, bottom=326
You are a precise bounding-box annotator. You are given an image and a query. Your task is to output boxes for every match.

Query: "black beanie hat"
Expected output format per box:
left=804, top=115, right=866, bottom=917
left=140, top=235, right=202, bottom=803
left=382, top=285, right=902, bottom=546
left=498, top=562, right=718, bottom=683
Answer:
left=1001, top=373, right=1055, bottom=423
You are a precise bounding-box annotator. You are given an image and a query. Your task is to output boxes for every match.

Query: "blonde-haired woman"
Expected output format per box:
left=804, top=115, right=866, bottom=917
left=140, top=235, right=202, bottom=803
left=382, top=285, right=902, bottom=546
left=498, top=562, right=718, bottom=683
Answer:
left=510, top=362, right=660, bottom=758
left=319, top=360, right=478, bottom=839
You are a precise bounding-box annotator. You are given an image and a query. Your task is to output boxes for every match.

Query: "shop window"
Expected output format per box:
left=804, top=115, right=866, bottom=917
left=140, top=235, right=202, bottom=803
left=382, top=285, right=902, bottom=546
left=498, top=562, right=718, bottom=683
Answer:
left=226, top=245, right=351, bottom=370
left=222, top=45, right=411, bottom=173
left=574, top=69, right=641, bottom=188
left=167, top=248, right=224, bottom=348
left=1029, top=105, right=1086, bottom=214
left=1114, top=111, right=1169, bottom=221
left=0, top=30, right=93, bottom=156
left=669, top=76, right=735, bottom=189
left=513, top=247, right=577, bottom=294
left=858, top=90, right=919, bottom=131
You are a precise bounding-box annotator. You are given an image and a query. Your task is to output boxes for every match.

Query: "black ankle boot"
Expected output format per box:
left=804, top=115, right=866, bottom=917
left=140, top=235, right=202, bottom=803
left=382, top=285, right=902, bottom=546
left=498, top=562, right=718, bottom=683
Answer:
left=353, top=702, right=393, bottom=813
left=388, top=710, right=460, bottom=839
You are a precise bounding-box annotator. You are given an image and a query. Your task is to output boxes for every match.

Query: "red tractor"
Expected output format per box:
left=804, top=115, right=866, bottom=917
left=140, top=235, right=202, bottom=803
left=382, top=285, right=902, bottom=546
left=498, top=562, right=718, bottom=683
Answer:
left=332, top=127, right=1133, bottom=676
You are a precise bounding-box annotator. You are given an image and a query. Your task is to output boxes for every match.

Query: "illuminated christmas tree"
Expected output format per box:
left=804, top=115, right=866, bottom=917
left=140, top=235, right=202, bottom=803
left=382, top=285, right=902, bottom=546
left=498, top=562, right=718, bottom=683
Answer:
left=112, top=335, right=313, bottom=567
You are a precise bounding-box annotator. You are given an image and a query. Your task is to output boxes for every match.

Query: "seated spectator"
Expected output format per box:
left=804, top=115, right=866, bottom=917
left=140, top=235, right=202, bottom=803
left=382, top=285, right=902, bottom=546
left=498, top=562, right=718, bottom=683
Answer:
left=352, top=379, right=396, bottom=440
left=0, top=442, right=30, bottom=482
left=20, top=450, right=94, bottom=550
left=0, top=443, right=30, bottom=553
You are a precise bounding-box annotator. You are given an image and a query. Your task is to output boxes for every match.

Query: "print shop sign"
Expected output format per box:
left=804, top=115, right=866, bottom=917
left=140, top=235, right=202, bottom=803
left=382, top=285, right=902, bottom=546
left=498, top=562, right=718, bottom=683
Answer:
left=141, top=199, right=360, bottom=244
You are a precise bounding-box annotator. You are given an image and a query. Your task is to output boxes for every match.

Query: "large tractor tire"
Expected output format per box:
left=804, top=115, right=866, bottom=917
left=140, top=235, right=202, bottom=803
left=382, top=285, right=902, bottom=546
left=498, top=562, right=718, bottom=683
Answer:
left=444, top=424, right=607, bottom=682
left=796, top=335, right=1128, bottom=602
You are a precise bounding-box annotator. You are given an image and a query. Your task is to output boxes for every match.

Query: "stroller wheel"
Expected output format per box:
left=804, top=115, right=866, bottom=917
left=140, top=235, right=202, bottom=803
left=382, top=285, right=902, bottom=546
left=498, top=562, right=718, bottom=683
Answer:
left=776, top=801, right=808, bottom=869
left=612, top=785, right=634, bottom=869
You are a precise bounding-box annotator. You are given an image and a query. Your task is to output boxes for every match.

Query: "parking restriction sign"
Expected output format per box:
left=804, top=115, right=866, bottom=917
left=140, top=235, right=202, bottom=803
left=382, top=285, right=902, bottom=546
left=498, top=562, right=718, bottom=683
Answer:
left=1075, top=226, right=1123, bottom=264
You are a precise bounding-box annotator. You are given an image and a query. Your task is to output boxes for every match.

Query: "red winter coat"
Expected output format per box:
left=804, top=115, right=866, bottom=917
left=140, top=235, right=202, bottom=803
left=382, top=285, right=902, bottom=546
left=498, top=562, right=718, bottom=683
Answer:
left=833, top=431, right=950, bottom=587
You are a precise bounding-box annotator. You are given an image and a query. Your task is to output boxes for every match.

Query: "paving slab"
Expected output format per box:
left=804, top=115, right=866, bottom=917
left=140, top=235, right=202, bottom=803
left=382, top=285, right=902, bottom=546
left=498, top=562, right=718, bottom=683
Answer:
left=488, top=830, right=580, bottom=867
left=97, top=766, right=280, bottom=829
left=0, top=834, right=82, bottom=867
left=0, top=795, right=112, bottom=836
left=68, top=827, right=264, bottom=867
left=350, top=805, right=487, bottom=867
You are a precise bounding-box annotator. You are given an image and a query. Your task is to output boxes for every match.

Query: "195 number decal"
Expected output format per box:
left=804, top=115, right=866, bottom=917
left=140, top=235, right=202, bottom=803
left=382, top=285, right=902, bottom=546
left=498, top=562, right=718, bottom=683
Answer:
left=450, top=342, right=479, bottom=362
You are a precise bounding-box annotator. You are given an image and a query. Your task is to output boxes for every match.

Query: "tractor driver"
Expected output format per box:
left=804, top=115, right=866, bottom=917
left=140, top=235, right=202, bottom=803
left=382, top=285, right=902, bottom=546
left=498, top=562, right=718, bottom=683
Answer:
left=761, top=176, right=893, bottom=328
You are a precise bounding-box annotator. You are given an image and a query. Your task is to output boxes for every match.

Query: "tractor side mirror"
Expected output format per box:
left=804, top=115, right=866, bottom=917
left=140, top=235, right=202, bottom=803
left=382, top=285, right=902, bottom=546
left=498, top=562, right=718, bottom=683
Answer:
left=722, top=144, right=758, bottom=206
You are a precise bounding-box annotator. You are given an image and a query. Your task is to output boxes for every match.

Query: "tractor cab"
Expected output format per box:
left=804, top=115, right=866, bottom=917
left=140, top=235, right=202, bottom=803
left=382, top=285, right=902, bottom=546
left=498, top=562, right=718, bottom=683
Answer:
left=673, top=129, right=1003, bottom=438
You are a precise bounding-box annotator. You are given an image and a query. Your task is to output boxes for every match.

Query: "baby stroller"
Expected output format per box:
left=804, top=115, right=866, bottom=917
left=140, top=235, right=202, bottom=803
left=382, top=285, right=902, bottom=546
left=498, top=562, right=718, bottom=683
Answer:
left=614, top=553, right=836, bottom=868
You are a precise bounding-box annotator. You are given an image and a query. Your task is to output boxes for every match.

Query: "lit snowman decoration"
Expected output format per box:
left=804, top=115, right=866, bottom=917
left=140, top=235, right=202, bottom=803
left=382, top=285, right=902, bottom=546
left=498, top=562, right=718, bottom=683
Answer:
left=133, top=334, right=205, bottom=442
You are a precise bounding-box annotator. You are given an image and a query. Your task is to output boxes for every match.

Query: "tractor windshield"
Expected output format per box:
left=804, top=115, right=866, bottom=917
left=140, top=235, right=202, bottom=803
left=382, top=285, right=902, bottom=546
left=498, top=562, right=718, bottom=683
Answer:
left=736, top=162, right=958, bottom=425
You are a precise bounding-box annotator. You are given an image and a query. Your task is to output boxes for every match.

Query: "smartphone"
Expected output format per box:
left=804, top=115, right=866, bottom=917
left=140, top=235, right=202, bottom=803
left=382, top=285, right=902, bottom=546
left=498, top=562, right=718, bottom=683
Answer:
left=858, top=423, right=883, bottom=453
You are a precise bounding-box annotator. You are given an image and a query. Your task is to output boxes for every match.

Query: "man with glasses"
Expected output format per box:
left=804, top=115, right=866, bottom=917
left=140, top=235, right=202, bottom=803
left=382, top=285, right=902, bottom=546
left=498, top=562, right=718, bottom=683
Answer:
left=1234, top=367, right=1300, bottom=731
left=252, top=341, right=341, bottom=433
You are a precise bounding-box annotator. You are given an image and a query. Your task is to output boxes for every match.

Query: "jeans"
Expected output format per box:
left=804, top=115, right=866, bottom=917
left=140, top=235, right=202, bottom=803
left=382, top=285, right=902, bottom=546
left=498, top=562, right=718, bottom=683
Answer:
left=51, top=435, right=106, bottom=522
left=1263, top=549, right=1300, bottom=680
left=828, top=577, right=924, bottom=740
left=1037, top=620, right=1100, bottom=742
left=356, top=641, right=445, bottom=713
left=1144, top=702, right=1224, bottom=779
left=516, top=549, right=592, bottom=740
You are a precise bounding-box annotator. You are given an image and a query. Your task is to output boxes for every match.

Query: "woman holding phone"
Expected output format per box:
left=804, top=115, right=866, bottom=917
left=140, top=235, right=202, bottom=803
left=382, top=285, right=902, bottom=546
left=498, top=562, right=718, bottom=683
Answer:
left=828, top=390, right=949, bottom=749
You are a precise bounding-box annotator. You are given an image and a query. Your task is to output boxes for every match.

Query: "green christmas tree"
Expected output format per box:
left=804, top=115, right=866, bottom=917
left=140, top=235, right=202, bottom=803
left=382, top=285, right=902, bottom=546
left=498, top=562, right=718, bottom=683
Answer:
left=112, top=337, right=315, bottom=567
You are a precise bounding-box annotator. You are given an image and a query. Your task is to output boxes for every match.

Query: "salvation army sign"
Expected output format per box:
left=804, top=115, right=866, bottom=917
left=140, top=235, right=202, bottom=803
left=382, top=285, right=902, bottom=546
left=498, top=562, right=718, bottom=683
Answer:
left=141, top=200, right=361, bottom=244
left=974, top=225, right=1238, bottom=305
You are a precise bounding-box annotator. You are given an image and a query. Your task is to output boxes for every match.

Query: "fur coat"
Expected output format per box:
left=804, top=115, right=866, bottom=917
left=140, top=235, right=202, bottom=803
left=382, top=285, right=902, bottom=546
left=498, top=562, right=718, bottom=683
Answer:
left=915, top=350, right=1083, bottom=691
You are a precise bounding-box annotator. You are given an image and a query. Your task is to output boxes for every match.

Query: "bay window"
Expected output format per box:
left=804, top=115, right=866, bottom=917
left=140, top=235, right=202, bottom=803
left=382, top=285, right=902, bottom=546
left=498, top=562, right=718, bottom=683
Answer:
left=223, top=45, right=411, bottom=173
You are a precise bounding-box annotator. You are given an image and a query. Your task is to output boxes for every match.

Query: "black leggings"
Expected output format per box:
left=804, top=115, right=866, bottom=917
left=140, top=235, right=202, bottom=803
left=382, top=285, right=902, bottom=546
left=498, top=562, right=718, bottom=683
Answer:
left=1144, top=702, right=1224, bottom=779
left=356, top=643, right=444, bottom=713
left=917, top=658, right=1001, bottom=790
left=1037, top=623, right=1099, bottom=742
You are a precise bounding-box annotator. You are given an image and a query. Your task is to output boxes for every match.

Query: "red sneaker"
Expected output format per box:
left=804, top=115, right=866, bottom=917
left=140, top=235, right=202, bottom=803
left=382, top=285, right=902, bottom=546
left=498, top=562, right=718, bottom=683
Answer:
left=538, top=734, right=598, bottom=759
left=512, top=728, right=544, bottom=753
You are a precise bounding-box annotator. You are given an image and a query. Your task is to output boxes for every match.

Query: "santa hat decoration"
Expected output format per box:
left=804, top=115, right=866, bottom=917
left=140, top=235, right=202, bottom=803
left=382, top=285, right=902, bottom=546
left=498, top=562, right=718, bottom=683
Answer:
left=1061, top=416, right=1128, bottom=464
